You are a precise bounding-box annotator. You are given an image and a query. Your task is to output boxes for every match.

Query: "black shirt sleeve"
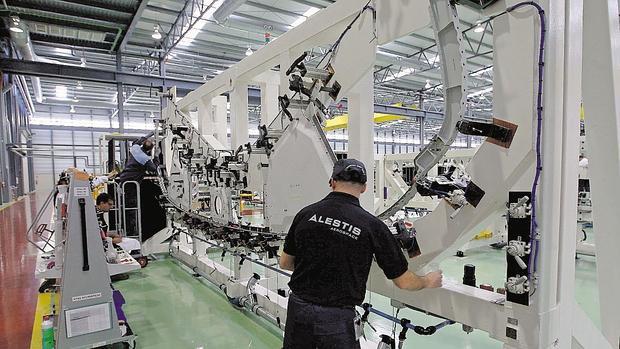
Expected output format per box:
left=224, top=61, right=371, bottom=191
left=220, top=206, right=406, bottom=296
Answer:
left=283, top=211, right=303, bottom=256
left=371, top=220, right=409, bottom=279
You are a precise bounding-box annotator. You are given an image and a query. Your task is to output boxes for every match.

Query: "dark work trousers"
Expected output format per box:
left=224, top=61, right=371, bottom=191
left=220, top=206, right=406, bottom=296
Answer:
left=283, top=293, right=360, bottom=349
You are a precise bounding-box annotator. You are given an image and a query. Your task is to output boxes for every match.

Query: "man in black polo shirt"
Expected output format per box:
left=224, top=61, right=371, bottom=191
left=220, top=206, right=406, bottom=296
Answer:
left=280, top=158, right=442, bottom=349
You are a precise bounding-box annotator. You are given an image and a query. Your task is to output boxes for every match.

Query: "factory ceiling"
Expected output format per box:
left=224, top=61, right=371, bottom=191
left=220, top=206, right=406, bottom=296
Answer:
left=0, top=0, right=495, bottom=123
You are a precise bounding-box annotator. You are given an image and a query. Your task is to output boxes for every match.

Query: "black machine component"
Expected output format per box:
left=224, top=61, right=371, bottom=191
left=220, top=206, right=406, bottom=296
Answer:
left=278, top=95, right=293, bottom=121
left=288, top=75, right=313, bottom=98
left=286, top=52, right=308, bottom=76
left=320, top=80, right=341, bottom=100
left=457, top=119, right=513, bottom=144
left=78, top=198, right=89, bottom=271
left=462, top=264, right=476, bottom=287
left=461, top=264, right=476, bottom=333
left=255, top=125, right=274, bottom=156
left=455, top=0, right=500, bottom=9
left=463, top=181, right=485, bottom=207
left=377, top=334, right=395, bottom=349
left=392, top=221, right=421, bottom=258
left=506, top=191, right=532, bottom=306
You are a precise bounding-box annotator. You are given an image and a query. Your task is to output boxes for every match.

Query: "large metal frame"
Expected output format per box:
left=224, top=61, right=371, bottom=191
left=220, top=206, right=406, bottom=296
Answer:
left=150, top=0, right=615, bottom=348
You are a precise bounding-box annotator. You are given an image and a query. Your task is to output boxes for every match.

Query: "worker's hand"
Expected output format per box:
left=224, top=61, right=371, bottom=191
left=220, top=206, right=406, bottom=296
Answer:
left=423, top=270, right=443, bottom=289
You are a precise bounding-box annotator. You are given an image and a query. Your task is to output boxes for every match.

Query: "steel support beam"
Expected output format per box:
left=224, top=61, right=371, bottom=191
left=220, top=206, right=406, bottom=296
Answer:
left=582, top=0, right=620, bottom=346
left=116, top=52, right=126, bottom=163
left=0, top=58, right=203, bottom=91
left=118, top=0, right=149, bottom=51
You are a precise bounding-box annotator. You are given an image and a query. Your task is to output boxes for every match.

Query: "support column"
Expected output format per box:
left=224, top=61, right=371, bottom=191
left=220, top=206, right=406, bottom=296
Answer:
left=582, top=0, right=620, bottom=346
left=260, top=82, right=279, bottom=126
left=116, top=52, right=126, bottom=164
left=375, top=157, right=385, bottom=213
left=0, top=88, right=9, bottom=203
left=230, top=83, right=249, bottom=149
left=279, top=51, right=292, bottom=96
left=197, top=96, right=213, bottom=136
left=212, top=96, right=228, bottom=146
left=347, top=70, right=375, bottom=211
left=528, top=0, right=583, bottom=347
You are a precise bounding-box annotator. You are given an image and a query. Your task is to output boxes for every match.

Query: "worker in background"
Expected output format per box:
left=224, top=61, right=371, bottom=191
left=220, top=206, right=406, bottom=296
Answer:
left=95, top=193, right=141, bottom=253
left=117, top=132, right=161, bottom=238
left=118, top=132, right=158, bottom=183
left=280, top=159, right=442, bottom=349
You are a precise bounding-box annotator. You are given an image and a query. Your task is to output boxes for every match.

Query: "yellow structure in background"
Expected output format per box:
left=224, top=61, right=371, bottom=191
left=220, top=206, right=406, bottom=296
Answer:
left=324, top=113, right=405, bottom=131
left=473, top=230, right=494, bottom=240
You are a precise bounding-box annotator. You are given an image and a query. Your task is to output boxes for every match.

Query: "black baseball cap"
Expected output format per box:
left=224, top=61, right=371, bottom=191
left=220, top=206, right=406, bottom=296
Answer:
left=331, top=159, right=367, bottom=184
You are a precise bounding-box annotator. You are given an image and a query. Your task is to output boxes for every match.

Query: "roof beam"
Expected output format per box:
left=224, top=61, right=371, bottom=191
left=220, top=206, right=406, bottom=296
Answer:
left=146, top=4, right=182, bottom=17
left=56, top=0, right=139, bottom=14
left=118, top=0, right=149, bottom=51
left=30, top=33, right=113, bottom=50
left=2, top=7, right=125, bottom=30
left=6, top=0, right=133, bottom=24
left=160, top=0, right=216, bottom=58
left=0, top=58, right=203, bottom=92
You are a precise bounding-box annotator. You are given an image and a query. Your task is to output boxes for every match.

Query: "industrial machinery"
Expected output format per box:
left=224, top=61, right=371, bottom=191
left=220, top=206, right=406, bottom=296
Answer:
left=36, top=170, right=137, bottom=348
left=146, top=0, right=618, bottom=348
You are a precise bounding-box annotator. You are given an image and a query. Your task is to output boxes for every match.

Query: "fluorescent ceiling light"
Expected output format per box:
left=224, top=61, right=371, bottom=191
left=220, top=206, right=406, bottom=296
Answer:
left=56, top=85, right=68, bottom=99
left=76, top=81, right=83, bottom=90
left=382, top=67, right=415, bottom=82
left=425, top=80, right=432, bottom=89
left=152, top=25, right=162, bottom=40
left=245, top=46, right=253, bottom=56
left=69, top=105, right=76, bottom=113
left=179, top=0, right=226, bottom=46
left=474, top=21, right=485, bottom=33
left=291, top=7, right=320, bottom=27
left=80, top=58, right=86, bottom=67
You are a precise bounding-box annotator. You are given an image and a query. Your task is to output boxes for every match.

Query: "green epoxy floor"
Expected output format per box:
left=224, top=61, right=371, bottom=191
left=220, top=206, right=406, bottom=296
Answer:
left=115, top=260, right=283, bottom=349
left=115, top=244, right=600, bottom=349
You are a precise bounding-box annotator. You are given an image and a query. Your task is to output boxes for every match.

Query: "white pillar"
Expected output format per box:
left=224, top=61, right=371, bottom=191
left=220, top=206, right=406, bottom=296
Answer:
left=583, top=0, right=620, bottom=346
left=197, top=96, right=213, bottom=136
left=212, top=96, right=228, bottom=146
left=375, top=156, right=385, bottom=213
left=230, top=83, right=249, bottom=149
left=260, top=82, right=279, bottom=126
left=347, top=70, right=375, bottom=211
left=279, top=51, right=292, bottom=96
left=528, top=0, right=583, bottom=347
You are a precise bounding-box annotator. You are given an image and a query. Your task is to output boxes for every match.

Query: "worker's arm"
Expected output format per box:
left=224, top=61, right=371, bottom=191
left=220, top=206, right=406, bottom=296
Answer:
left=392, top=270, right=442, bottom=291
left=372, top=221, right=443, bottom=290
left=279, top=251, right=295, bottom=271
left=129, top=144, right=157, bottom=172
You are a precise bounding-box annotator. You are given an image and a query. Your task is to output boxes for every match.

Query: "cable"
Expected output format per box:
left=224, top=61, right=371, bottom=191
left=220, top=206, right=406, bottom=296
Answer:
left=502, top=1, right=546, bottom=284
left=315, top=0, right=376, bottom=68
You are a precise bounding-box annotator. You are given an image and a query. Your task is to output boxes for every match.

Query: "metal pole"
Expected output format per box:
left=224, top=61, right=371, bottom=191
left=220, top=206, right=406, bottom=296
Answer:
left=116, top=52, right=126, bottom=164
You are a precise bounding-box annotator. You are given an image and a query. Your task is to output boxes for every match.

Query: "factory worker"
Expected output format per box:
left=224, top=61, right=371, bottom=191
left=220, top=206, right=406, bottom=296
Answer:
left=280, top=159, right=442, bottom=349
left=95, top=192, right=141, bottom=253
left=117, top=132, right=161, bottom=238
left=118, top=132, right=159, bottom=183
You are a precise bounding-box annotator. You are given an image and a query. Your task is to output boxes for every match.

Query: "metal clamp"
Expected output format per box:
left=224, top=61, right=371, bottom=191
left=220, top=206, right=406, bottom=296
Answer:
left=508, top=196, right=531, bottom=218
left=506, top=275, right=530, bottom=295
left=506, top=237, right=531, bottom=269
